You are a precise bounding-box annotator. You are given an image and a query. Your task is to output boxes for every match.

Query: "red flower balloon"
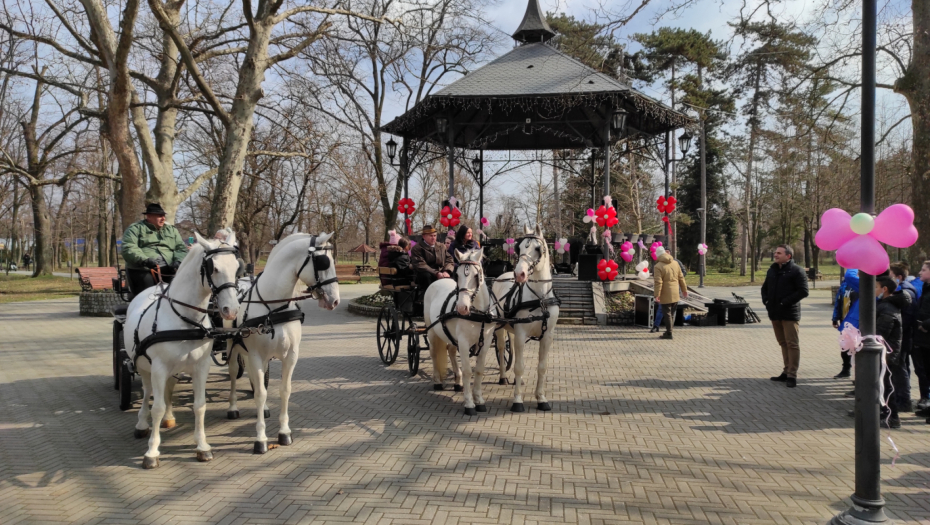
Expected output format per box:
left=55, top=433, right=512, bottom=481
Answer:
left=440, top=205, right=461, bottom=228
left=597, top=259, right=608, bottom=271
left=398, top=198, right=417, bottom=214
left=595, top=205, right=618, bottom=227
left=598, top=269, right=608, bottom=280
left=598, top=259, right=620, bottom=281
left=657, top=195, right=678, bottom=214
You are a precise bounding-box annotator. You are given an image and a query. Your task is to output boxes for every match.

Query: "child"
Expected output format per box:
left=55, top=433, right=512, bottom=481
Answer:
left=875, top=276, right=910, bottom=429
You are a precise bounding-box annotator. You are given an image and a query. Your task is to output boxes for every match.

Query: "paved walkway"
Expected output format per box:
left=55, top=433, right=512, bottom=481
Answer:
left=1, top=285, right=928, bottom=524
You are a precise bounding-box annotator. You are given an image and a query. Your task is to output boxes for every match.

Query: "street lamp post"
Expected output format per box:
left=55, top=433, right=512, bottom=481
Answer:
left=660, top=132, right=692, bottom=244
left=385, top=137, right=411, bottom=235
left=830, top=0, right=888, bottom=523
left=699, top=116, right=707, bottom=288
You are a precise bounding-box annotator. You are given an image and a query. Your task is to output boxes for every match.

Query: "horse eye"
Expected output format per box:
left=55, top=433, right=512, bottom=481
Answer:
left=536, top=247, right=541, bottom=253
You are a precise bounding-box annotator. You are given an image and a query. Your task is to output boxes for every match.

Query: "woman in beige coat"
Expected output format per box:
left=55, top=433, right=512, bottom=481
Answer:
left=653, top=247, right=688, bottom=339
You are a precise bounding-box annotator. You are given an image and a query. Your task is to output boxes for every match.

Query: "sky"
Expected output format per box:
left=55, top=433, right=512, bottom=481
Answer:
left=377, top=0, right=914, bottom=224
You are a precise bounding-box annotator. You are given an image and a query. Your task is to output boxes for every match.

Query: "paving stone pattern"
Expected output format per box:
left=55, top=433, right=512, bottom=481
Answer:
left=1, top=285, right=928, bottom=524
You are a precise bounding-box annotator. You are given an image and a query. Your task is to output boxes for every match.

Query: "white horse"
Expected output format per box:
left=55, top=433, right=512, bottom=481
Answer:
left=423, top=248, right=497, bottom=415
left=227, top=233, right=340, bottom=453
left=491, top=224, right=561, bottom=412
left=124, top=232, right=241, bottom=468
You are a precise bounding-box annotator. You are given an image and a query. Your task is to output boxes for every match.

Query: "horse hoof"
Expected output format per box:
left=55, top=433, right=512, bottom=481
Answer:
left=498, top=378, right=508, bottom=385
left=263, top=408, right=271, bottom=419
left=537, top=402, right=552, bottom=412
left=511, top=403, right=525, bottom=413
left=464, top=407, right=477, bottom=416
left=253, top=441, right=268, bottom=454
left=133, top=428, right=150, bottom=439
left=454, top=384, right=464, bottom=392
left=196, top=450, right=213, bottom=462
left=433, top=384, right=444, bottom=391
left=161, top=419, right=176, bottom=429
left=227, top=410, right=240, bottom=420
left=278, top=433, right=292, bottom=446
left=475, top=404, right=487, bottom=413
left=142, top=456, right=159, bottom=469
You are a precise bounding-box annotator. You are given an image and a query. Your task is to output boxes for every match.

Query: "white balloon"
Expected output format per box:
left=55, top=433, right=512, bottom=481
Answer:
left=582, top=216, right=592, bottom=223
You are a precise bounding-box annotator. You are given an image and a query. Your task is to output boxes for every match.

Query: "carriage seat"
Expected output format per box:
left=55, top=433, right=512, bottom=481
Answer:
left=113, top=304, right=128, bottom=317
left=378, top=267, right=415, bottom=292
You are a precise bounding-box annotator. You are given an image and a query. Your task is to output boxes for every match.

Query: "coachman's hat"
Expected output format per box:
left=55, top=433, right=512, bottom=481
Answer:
left=420, top=225, right=438, bottom=235
left=143, top=203, right=167, bottom=216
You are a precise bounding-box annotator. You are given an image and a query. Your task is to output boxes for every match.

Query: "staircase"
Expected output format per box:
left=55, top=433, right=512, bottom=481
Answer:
left=552, top=278, right=597, bottom=325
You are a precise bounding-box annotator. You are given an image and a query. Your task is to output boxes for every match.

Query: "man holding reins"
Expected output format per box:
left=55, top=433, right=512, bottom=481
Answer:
left=121, top=203, right=189, bottom=299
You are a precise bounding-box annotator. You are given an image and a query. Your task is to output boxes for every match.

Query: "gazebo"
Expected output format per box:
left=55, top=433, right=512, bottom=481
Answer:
left=382, top=0, right=692, bottom=222
left=347, top=243, right=379, bottom=264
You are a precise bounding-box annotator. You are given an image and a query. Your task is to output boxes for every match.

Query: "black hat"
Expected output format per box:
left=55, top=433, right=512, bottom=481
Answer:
left=143, top=203, right=167, bottom=216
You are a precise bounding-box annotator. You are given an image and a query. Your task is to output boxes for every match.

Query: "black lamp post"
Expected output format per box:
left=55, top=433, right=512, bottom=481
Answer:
left=472, top=153, right=484, bottom=222
left=385, top=136, right=411, bottom=235
left=435, top=116, right=454, bottom=198
left=659, top=132, right=692, bottom=242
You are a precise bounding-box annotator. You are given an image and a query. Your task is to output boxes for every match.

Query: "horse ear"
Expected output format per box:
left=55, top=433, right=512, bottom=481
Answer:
left=534, top=224, right=543, bottom=237
left=225, top=230, right=237, bottom=247
left=523, top=224, right=533, bottom=235
left=194, top=231, right=212, bottom=250
left=318, top=232, right=334, bottom=245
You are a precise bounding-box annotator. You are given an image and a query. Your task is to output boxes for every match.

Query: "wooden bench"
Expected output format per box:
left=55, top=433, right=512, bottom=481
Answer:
left=76, top=267, right=120, bottom=292
left=354, top=264, right=376, bottom=283
left=378, top=267, right=414, bottom=292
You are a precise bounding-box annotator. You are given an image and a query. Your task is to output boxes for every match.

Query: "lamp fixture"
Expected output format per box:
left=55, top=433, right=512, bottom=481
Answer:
left=471, top=154, right=481, bottom=173
left=678, top=131, right=693, bottom=154
left=611, top=109, right=628, bottom=133
left=436, top=116, right=448, bottom=134
left=385, top=138, right=397, bottom=162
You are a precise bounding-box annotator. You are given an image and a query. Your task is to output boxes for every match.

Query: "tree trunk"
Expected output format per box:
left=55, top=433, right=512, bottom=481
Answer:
left=28, top=184, right=52, bottom=276
left=741, top=68, right=762, bottom=276
left=898, top=0, right=930, bottom=265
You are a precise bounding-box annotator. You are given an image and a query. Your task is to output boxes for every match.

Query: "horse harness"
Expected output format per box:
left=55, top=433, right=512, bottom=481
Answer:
left=131, top=243, right=241, bottom=368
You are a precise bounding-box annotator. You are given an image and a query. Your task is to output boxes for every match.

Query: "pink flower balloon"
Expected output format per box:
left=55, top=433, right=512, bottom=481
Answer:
left=815, top=204, right=918, bottom=275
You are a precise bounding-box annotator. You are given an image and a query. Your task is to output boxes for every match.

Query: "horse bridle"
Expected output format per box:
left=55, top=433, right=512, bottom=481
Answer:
left=200, top=242, right=241, bottom=297
left=296, top=235, right=338, bottom=300
left=514, top=235, right=548, bottom=279
left=454, top=260, right=484, bottom=303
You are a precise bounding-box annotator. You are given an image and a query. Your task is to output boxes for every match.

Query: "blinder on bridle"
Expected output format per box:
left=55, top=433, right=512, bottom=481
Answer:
left=514, top=236, right=546, bottom=264
left=297, top=235, right=337, bottom=299
left=200, top=243, right=241, bottom=296
left=454, top=259, right=484, bottom=301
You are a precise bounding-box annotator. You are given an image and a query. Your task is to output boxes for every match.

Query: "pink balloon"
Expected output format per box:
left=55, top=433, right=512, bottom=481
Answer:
left=586, top=208, right=595, bottom=217
left=563, top=242, right=570, bottom=251
left=620, top=241, right=633, bottom=252
left=620, top=252, right=633, bottom=263
left=815, top=208, right=855, bottom=250
left=553, top=241, right=562, bottom=251
left=836, top=235, right=889, bottom=276
left=871, top=204, right=918, bottom=248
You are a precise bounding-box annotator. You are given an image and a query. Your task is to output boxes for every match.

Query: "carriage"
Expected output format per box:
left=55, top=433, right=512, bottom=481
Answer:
left=374, top=264, right=513, bottom=376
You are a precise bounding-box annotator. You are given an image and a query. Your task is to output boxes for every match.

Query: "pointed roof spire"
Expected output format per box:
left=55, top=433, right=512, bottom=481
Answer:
left=512, top=0, right=556, bottom=44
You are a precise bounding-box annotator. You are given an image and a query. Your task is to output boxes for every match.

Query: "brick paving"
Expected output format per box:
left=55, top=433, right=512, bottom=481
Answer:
left=1, top=284, right=928, bottom=524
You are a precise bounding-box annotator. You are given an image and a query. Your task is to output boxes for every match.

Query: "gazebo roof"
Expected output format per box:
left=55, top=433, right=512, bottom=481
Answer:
left=347, top=244, right=378, bottom=254
left=381, top=1, right=691, bottom=151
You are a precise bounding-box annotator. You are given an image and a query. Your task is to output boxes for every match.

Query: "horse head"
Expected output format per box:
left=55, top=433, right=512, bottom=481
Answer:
left=455, top=247, right=485, bottom=316
left=195, top=231, right=241, bottom=321
left=514, top=224, right=548, bottom=284
left=296, top=232, right=340, bottom=310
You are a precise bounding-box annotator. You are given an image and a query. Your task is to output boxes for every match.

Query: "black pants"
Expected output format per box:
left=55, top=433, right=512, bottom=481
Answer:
left=841, top=350, right=851, bottom=369
left=662, top=302, right=678, bottom=334
left=912, top=344, right=930, bottom=400
left=126, top=268, right=175, bottom=301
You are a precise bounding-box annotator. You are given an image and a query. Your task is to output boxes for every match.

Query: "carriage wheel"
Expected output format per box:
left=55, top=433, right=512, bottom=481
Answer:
left=496, top=333, right=514, bottom=372
left=407, top=324, right=420, bottom=376
left=112, top=321, right=123, bottom=390
left=118, top=356, right=133, bottom=411
left=377, top=306, right=402, bottom=365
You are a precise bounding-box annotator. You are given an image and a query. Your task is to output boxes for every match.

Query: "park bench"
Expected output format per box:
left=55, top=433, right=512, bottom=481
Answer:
left=354, top=264, right=376, bottom=283
left=76, top=267, right=120, bottom=292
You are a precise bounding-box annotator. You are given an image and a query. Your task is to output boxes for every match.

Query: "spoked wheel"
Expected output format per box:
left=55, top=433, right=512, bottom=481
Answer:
left=407, top=324, right=420, bottom=376
left=112, top=321, right=123, bottom=390
left=118, top=355, right=133, bottom=411
left=495, top=333, right=513, bottom=372
left=377, top=306, right=403, bottom=365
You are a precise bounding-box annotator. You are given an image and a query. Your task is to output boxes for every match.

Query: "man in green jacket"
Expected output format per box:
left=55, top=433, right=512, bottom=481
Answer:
left=122, top=203, right=189, bottom=297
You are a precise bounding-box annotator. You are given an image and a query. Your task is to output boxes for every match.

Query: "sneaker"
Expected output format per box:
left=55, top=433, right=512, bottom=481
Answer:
left=786, top=377, right=797, bottom=388
left=916, top=407, right=930, bottom=417
left=881, top=415, right=901, bottom=429
left=844, top=390, right=855, bottom=398
left=834, top=368, right=851, bottom=379
left=771, top=373, right=788, bottom=382
left=916, top=398, right=930, bottom=410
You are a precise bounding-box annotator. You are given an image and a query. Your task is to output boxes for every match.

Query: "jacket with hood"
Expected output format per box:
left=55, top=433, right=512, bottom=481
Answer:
left=896, top=279, right=919, bottom=328
left=761, top=260, right=809, bottom=321
left=653, top=252, right=688, bottom=304
left=386, top=245, right=415, bottom=281
left=913, top=282, right=930, bottom=347
left=877, top=288, right=910, bottom=355
left=833, top=269, right=860, bottom=331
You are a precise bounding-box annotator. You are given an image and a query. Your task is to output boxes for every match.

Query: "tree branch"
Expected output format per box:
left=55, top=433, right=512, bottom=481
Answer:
left=269, top=23, right=331, bottom=65
left=178, top=167, right=218, bottom=201
left=273, top=5, right=399, bottom=26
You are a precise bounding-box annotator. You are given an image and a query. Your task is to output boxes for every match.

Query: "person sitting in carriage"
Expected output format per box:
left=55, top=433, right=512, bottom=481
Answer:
left=448, top=224, right=480, bottom=267
left=121, top=202, right=189, bottom=299
left=386, top=237, right=416, bottom=283
left=410, top=224, right=453, bottom=292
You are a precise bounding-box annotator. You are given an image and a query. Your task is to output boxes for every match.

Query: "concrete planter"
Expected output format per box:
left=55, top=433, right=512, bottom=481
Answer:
left=79, top=292, right=127, bottom=317
left=347, top=299, right=388, bottom=318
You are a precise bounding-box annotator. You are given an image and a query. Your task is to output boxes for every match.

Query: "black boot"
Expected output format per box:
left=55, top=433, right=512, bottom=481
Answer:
left=834, top=367, right=851, bottom=379
left=770, top=373, right=788, bottom=382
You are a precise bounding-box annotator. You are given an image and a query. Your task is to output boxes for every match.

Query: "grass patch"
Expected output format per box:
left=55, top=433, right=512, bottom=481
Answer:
left=0, top=273, right=82, bottom=303
left=696, top=261, right=844, bottom=287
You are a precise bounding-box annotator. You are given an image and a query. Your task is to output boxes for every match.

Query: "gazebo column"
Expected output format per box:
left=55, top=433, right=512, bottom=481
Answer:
left=603, top=115, right=611, bottom=199
left=478, top=150, right=485, bottom=222
left=447, top=127, right=455, bottom=199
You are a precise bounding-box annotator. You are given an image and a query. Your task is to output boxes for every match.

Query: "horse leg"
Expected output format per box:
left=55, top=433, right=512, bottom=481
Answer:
left=456, top=329, right=477, bottom=415
left=510, top=329, right=526, bottom=412
left=277, top=348, right=298, bottom=446
left=429, top=333, right=447, bottom=390
left=473, top=329, right=491, bottom=413
left=191, top=357, right=213, bottom=461
left=161, top=376, right=177, bottom=429
left=227, top=346, right=240, bottom=419
left=495, top=328, right=509, bottom=385
left=250, top=352, right=269, bottom=454
left=142, top=363, right=169, bottom=469
left=535, top=332, right=553, bottom=411
left=448, top=344, right=463, bottom=392
left=134, top=368, right=152, bottom=439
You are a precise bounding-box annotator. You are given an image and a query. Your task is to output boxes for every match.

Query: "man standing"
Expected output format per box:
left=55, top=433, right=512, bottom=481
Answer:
left=762, top=244, right=809, bottom=388
left=121, top=203, right=189, bottom=298
left=410, top=225, right=453, bottom=291
left=653, top=246, right=688, bottom=340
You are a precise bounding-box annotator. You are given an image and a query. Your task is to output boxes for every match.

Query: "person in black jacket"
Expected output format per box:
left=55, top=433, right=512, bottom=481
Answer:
left=449, top=225, right=479, bottom=266
left=386, top=237, right=416, bottom=283
left=913, top=262, right=930, bottom=420
left=761, top=244, right=809, bottom=388
left=875, top=276, right=909, bottom=428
